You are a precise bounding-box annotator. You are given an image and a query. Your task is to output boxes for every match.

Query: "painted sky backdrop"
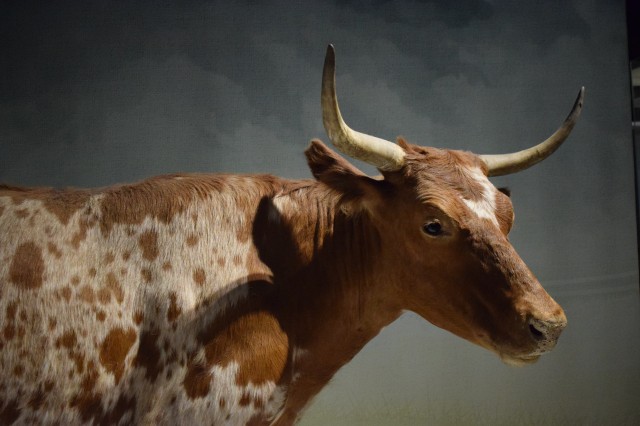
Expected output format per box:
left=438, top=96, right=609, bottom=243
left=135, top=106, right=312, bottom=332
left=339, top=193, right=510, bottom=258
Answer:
left=1, top=0, right=638, bottom=424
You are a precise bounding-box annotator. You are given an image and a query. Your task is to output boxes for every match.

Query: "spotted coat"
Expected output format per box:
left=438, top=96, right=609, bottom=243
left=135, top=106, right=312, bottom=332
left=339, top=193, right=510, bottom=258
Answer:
left=1, top=138, right=566, bottom=425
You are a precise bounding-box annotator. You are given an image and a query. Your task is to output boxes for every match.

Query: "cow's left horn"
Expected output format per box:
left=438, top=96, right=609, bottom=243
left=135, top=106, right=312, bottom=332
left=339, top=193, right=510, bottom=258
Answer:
left=480, top=87, right=585, bottom=177
left=321, top=44, right=406, bottom=171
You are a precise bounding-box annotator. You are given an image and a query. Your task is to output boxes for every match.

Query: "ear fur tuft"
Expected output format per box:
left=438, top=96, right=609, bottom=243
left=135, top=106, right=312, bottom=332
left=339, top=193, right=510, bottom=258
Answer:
left=396, top=136, right=410, bottom=150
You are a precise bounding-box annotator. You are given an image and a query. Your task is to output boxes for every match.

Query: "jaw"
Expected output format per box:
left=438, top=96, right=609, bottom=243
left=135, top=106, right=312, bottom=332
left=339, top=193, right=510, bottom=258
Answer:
left=471, top=333, right=543, bottom=367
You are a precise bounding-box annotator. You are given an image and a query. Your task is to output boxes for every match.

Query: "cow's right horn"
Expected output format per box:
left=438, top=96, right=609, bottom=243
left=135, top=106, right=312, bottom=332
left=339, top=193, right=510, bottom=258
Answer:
left=321, top=44, right=406, bottom=172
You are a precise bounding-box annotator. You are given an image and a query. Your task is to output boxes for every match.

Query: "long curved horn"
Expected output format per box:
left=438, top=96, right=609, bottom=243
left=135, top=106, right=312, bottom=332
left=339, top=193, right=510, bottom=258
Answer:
left=321, top=44, right=406, bottom=171
left=480, top=87, right=585, bottom=177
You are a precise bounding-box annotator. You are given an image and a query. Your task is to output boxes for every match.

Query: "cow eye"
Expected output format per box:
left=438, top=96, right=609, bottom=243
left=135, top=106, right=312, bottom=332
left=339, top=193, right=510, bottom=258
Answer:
left=422, top=221, right=443, bottom=236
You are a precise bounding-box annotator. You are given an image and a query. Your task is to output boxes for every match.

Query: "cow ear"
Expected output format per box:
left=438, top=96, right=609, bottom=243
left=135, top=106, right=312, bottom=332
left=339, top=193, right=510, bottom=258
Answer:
left=305, top=140, right=384, bottom=211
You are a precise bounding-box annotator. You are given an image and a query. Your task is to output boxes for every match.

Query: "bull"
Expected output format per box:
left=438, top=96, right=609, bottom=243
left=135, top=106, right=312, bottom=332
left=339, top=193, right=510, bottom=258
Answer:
left=0, top=45, right=582, bottom=425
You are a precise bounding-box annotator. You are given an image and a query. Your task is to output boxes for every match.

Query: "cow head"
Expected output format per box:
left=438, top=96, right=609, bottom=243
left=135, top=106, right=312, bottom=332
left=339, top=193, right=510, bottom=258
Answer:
left=309, top=45, right=582, bottom=365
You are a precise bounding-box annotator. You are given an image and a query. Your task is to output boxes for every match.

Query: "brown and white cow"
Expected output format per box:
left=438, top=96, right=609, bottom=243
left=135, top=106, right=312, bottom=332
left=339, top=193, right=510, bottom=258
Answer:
left=0, top=45, right=581, bottom=425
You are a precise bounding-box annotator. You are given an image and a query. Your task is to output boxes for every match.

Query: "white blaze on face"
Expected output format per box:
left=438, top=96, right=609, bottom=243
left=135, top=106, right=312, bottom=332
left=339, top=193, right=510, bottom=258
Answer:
left=461, top=167, right=499, bottom=226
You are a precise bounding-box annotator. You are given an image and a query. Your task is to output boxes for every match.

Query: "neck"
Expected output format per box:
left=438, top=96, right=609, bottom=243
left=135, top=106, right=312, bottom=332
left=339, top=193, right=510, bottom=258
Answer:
left=260, top=184, right=402, bottom=422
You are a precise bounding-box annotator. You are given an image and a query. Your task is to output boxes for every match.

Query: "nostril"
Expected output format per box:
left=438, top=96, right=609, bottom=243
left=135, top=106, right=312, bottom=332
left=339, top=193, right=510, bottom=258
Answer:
left=529, top=323, right=545, bottom=340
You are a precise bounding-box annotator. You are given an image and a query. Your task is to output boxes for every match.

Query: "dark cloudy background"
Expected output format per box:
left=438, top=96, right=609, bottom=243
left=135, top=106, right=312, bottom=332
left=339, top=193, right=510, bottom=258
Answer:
left=1, top=0, right=638, bottom=423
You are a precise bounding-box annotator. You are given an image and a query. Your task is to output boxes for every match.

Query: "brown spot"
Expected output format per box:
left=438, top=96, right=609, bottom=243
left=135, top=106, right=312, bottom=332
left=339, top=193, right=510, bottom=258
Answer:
left=96, top=311, right=107, bottom=322
left=141, top=269, right=152, bottom=283
left=72, top=351, right=85, bottom=374
left=29, top=212, right=37, bottom=227
left=236, top=211, right=253, bottom=244
left=2, top=323, right=15, bottom=340
left=183, top=358, right=211, bottom=399
left=101, top=393, right=137, bottom=425
left=134, top=327, right=161, bottom=382
left=104, top=252, right=116, bottom=264
left=217, top=257, right=225, bottom=267
left=6, top=302, right=17, bottom=320
left=79, top=360, right=98, bottom=394
left=78, top=285, right=95, bottom=304
left=73, top=392, right=103, bottom=424
left=105, top=272, right=124, bottom=303
left=12, top=364, right=24, bottom=377
left=56, top=330, right=77, bottom=350
left=69, top=370, right=99, bottom=421
left=71, top=275, right=81, bottom=286
left=167, top=293, right=181, bottom=323
left=29, top=388, right=46, bottom=410
left=193, top=268, right=206, bottom=286
left=0, top=398, right=20, bottom=425
left=239, top=391, right=252, bottom=406
left=233, top=254, right=242, bottom=266
left=48, top=317, right=57, bottom=331
left=133, top=311, right=144, bottom=325
left=186, top=234, right=199, bottom=247
left=47, top=242, right=63, bottom=258
left=9, top=242, right=45, bottom=289
left=162, top=261, right=172, bottom=271
left=56, top=330, right=87, bottom=375
left=17, top=187, right=91, bottom=225
left=253, top=396, right=265, bottom=409
left=88, top=267, right=97, bottom=278
left=15, top=208, right=29, bottom=218
left=138, top=230, right=159, bottom=261
left=100, top=327, right=137, bottom=384
left=122, top=251, right=131, bottom=261
left=97, top=288, right=111, bottom=304
left=60, top=286, right=72, bottom=302
left=70, top=218, right=92, bottom=249
left=219, top=398, right=226, bottom=408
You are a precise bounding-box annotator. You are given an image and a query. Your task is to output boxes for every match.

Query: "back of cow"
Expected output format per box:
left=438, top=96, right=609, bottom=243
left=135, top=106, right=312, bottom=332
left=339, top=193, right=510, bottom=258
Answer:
left=0, top=174, right=288, bottom=425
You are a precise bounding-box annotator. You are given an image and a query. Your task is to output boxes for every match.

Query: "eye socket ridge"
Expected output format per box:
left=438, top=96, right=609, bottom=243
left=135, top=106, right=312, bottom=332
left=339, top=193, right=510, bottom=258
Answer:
left=422, top=220, right=444, bottom=236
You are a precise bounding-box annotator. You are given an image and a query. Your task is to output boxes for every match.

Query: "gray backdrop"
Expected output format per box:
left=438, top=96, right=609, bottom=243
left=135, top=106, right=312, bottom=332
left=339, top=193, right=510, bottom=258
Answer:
left=1, top=1, right=638, bottom=424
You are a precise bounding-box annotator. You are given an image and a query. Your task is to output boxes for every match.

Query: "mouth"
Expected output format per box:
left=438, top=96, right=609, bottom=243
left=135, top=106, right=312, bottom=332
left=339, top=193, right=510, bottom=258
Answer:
left=499, top=353, right=541, bottom=367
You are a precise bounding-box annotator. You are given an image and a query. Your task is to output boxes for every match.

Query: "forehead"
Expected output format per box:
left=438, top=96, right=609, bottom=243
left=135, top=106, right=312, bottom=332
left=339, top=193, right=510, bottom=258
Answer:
left=409, top=148, right=488, bottom=197
left=407, top=147, right=507, bottom=227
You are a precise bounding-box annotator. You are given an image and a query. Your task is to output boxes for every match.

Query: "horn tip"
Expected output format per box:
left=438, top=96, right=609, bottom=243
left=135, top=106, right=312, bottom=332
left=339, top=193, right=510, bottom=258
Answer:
left=326, top=44, right=335, bottom=57
left=573, top=87, right=585, bottom=112
left=577, top=87, right=585, bottom=104
left=324, top=44, right=336, bottom=70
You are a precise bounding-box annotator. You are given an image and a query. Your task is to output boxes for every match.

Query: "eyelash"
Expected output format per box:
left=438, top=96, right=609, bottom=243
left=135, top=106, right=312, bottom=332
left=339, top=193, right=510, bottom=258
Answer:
left=422, top=221, right=443, bottom=236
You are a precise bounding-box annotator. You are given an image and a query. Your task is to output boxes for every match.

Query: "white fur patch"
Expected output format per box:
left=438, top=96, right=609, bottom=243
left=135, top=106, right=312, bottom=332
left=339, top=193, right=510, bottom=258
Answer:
left=461, top=167, right=499, bottom=226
